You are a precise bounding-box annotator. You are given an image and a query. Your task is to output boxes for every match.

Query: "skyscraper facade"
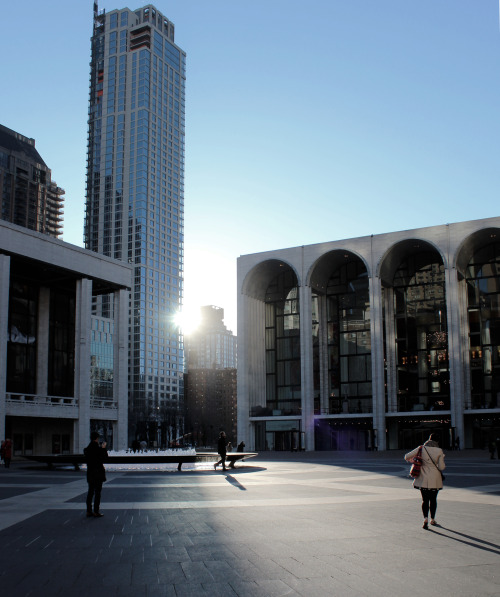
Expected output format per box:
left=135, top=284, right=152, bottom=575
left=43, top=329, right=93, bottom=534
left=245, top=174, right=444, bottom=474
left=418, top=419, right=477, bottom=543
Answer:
left=185, top=306, right=237, bottom=370
left=84, top=3, right=186, bottom=438
left=0, top=124, right=64, bottom=238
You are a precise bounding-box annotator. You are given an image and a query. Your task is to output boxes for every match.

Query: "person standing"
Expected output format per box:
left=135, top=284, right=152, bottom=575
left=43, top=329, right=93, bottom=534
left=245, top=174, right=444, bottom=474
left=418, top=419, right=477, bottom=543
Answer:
left=1, top=438, right=12, bottom=468
left=84, top=431, right=108, bottom=517
left=488, top=440, right=496, bottom=460
left=405, top=433, right=446, bottom=529
left=214, top=431, right=228, bottom=471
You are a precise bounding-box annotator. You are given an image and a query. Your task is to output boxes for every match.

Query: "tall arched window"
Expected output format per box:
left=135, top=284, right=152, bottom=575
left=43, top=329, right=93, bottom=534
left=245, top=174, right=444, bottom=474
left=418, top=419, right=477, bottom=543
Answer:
left=466, top=242, right=500, bottom=409
left=393, top=252, right=449, bottom=411
left=265, top=269, right=301, bottom=416
left=326, top=259, right=371, bottom=414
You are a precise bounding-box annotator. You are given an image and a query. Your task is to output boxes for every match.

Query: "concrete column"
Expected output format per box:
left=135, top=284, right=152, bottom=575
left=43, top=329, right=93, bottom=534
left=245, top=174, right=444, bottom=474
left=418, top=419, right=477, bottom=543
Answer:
left=74, top=278, right=93, bottom=453
left=36, top=287, right=50, bottom=397
left=0, top=255, right=10, bottom=443
left=445, top=267, right=465, bottom=444
left=458, top=279, right=472, bottom=410
left=299, top=285, right=314, bottom=451
left=384, top=287, right=398, bottom=412
left=237, top=293, right=254, bottom=450
left=369, top=276, right=386, bottom=451
left=317, top=294, right=329, bottom=413
left=113, top=288, right=129, bottom=450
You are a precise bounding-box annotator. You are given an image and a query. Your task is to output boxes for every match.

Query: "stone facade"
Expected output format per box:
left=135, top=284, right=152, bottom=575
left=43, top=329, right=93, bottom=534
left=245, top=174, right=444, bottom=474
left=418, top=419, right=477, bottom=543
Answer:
left=237, top=217, right=500, bottom=451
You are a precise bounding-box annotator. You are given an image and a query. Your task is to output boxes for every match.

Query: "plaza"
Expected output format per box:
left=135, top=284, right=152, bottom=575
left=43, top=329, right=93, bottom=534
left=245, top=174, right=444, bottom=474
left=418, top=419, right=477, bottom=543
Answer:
left=0, top=451, right=499, bottom=596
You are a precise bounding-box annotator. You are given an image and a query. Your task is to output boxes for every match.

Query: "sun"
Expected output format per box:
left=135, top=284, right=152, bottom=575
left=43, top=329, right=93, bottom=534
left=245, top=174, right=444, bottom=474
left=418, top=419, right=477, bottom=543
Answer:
left=173, top=305, right=201, bottom=335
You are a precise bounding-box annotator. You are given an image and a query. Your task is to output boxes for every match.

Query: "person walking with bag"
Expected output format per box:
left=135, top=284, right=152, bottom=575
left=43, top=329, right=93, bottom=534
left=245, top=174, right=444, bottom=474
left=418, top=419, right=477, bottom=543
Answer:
left=405, top=432, right=446, bottom=529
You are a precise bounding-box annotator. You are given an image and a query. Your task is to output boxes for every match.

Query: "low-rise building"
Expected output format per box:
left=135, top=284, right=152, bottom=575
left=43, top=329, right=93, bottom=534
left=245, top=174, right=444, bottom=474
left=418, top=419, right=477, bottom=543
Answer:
left=0, top=220, right=131, bottom=455
left=237, top=216, right=500, bottom=451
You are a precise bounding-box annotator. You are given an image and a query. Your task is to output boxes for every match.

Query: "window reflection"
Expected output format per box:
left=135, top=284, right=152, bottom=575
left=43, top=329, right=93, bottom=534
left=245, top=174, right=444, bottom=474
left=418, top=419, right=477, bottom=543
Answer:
left=263, top=270, right=301, bottom=417
left=392, top=252, right=449, bottom=412
left=466, top=242, right=500, bottom=409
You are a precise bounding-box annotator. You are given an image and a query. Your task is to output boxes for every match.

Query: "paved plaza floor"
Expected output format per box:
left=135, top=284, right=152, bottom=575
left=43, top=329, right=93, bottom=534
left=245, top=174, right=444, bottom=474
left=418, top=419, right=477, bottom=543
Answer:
left=0, top=450, right=499, bottom=596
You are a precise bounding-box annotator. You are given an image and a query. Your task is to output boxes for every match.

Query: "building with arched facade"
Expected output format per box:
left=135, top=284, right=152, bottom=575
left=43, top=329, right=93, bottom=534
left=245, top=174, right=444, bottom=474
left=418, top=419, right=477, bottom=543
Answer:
left=237, top=217, right=500, bottom=451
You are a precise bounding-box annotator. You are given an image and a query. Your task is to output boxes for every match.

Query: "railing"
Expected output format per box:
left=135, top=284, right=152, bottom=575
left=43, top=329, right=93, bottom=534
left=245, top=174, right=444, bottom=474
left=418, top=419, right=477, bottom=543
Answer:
left=6, top=393, right=78, bottom=407
left=90, top=398, right=118, bottom=409
left=397, top=396, right=450, bottom=412
left=314, top=405, right=373, bottom=415
left=250, top=406, right=302, bottom=417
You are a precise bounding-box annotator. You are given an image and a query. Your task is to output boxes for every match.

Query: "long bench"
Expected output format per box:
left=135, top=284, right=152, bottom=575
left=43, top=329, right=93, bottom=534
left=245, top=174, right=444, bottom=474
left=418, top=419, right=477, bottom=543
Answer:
left=26, top=452, right=257, bottom=471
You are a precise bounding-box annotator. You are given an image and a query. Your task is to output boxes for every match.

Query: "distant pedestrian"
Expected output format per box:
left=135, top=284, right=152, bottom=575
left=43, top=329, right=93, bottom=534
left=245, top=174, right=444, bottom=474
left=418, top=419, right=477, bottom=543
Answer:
left=489, top=440, right=496, bottom=460
left=497, top=438, right=500, bottom=460
left=84, top=431, right=108, bottom=517
left=1, top=438, right=12, bottom=468
left=140, top=439, right=147, bottom=452
left=454, top=436, right=460, bottom=451
left=237, top=441, right=245, bottom=452
left=405, top=433, right=446, bottom=529
left=214, top=431, right=228, bottom=471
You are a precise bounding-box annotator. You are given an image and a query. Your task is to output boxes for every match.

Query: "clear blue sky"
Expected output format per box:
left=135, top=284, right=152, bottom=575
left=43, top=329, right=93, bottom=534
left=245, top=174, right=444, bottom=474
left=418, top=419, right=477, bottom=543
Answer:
left=2, top=1, right=500, bottom=333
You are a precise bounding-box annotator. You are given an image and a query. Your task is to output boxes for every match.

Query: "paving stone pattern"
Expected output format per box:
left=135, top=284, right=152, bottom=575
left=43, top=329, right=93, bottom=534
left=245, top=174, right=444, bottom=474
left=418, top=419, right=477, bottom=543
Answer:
left=0, top=452, right=499, bottom=596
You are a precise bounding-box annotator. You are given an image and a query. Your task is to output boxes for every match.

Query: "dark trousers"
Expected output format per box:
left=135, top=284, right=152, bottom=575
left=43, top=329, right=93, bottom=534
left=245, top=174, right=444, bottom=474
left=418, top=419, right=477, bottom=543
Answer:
left=215, top=453, right=227, bottom=470
left=86, top=481, right=103, bottom=513
left=420, top=488, right=438, bottom=519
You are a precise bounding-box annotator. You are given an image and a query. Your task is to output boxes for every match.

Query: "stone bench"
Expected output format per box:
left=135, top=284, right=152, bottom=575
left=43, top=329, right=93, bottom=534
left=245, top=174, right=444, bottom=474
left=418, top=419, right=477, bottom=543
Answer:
left=26, top=452, right=257, bottom=471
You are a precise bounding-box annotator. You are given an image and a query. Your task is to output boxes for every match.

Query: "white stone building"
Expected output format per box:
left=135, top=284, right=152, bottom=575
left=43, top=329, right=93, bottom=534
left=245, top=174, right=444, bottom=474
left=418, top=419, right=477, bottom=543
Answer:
left=0, top=220, right=131, bottom=455
left=237, top=217, right=500, bottom=451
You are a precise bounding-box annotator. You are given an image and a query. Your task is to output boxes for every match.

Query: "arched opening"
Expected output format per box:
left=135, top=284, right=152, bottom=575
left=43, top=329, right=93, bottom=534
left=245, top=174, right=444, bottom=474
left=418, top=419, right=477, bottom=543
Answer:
left=462, top=231, right=500, bottom=447
left=243, top=261, right=303, bottom=452
left=392, top=250, right=449, bottom=412
left=264, top=268, right=301, bottom=417
left=381, top=240, right=451, bottom=449
left=310, top=250, right=372, bottom=450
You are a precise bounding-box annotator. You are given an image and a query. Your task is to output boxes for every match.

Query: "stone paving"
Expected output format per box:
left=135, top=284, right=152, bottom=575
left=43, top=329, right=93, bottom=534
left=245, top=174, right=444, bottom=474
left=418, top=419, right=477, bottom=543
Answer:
left=0, top=450, right=499, bottom=596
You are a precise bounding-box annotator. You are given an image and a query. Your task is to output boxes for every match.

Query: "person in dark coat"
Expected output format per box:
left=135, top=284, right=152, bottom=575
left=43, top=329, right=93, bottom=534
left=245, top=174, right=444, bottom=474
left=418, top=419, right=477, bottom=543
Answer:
left=84, top=431, right=108, bottom=517
left=214, top=431, right=228, bottom=471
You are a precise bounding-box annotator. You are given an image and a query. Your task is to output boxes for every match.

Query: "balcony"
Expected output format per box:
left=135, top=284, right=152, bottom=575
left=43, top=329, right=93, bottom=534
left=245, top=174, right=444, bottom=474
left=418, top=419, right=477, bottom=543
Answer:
left=6, top=392, right=77, bottom=406
left=6, top=392, right=79, bottom=419
left=250, top=405, right=301, bottom=417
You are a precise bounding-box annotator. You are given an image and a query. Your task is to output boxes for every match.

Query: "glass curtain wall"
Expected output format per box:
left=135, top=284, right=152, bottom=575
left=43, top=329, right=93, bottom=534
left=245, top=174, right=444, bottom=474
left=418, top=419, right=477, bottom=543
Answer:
left=48, top=289, right=75, bottom=397
left=265, top=270, right=301, bottom=416
left=466, top=242, right=500, bottom=409
left=7, top=279, right=37, bottom=394
left=326, top=260, right=372, bottom=414
left=393, top=252, right=449, bottom=412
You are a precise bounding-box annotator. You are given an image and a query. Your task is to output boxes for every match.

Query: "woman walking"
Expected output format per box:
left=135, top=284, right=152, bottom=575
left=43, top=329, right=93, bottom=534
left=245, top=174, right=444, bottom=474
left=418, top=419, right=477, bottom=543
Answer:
left=405, top=433, right=446, bottom=529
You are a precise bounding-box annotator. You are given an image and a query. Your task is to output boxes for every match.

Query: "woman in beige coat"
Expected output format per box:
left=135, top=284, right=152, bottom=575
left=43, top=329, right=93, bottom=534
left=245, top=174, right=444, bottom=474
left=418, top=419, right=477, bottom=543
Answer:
left=405, top=433, right=446, bottom=529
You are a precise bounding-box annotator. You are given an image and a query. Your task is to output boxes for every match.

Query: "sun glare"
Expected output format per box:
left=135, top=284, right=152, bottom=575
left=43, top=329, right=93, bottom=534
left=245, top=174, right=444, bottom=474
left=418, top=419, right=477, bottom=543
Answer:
left=173, top=306, right=201, bottom=335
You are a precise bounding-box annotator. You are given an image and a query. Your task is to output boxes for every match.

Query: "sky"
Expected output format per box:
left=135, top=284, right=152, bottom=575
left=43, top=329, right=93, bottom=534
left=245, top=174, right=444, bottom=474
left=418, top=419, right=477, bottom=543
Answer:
left=2, top=0, right=500, bottom=334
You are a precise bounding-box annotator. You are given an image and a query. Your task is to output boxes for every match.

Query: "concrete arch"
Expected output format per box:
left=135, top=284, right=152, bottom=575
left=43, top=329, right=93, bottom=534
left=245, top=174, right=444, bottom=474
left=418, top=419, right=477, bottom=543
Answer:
left=377, top=238, right=446, bottom=286
left=308, top=249, right=370, bottom=294
left=455, top=227, right=500, bottom=278
left=241, top=258, right=300, bottom=301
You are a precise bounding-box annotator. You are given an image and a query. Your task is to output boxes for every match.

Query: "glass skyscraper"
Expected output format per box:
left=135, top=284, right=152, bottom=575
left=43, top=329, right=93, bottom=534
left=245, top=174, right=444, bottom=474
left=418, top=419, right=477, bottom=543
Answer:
left=84, top=3, right=185, bottom=442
